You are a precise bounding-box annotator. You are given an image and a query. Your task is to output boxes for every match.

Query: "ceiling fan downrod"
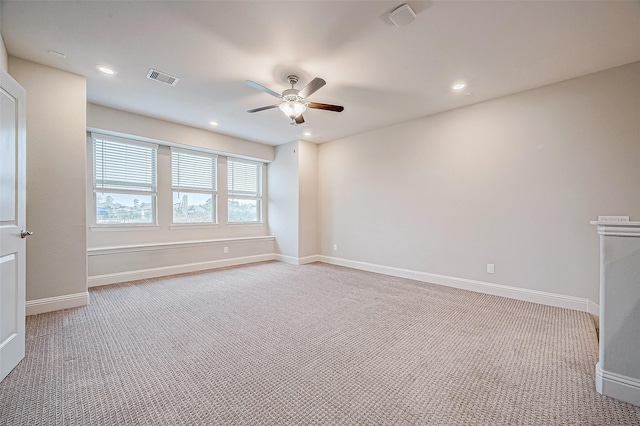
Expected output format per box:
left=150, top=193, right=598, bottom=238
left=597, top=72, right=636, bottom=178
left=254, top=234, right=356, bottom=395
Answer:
left=287, top=75, right=299, bottom=88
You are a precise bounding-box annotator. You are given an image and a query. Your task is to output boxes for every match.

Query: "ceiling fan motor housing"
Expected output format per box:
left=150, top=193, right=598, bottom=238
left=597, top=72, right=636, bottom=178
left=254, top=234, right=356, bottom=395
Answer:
left=282, top=88, right=305, bottom=103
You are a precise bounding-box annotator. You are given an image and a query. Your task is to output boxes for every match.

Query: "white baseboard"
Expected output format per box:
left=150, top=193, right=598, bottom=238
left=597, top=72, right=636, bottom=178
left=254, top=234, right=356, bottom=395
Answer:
left=87, top=251, right=598, bottom=318
left=274, top=254, right=320, bottom=265
left=596, top=362, right=640, bottom=407
left=26, top=292, right=89, bottom=316
left=318, top=255, right=595, bottom=314
left=88, top=254, right=276, bottom=287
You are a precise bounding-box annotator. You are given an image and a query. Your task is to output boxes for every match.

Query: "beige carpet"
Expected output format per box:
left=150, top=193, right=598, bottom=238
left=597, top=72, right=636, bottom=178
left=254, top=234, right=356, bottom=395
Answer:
left=1, top=261, right=639, bottom=425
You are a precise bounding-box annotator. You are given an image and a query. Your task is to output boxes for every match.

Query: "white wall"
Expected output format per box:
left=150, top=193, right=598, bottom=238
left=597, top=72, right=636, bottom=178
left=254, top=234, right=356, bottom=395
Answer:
left=268, top=142, right=299, bottom=258
left=267, top=140, right=319, bottom=261
left=318, top=61, right=640, bottom=305
left=8, top=57, right=87, bottom=303
left=298, top=140, right=318, bottom=258
left=0, top=35, right=7, bottom=73
left=87, top=103, right=274, bottom=162
left=0, top=2, right=6, bottom=73
left=0, top=0, right=8, bottom=74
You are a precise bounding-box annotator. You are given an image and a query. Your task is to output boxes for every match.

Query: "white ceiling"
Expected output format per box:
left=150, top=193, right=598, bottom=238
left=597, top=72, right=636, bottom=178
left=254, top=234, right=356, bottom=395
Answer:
left=2, top=1, right=639, bottom=146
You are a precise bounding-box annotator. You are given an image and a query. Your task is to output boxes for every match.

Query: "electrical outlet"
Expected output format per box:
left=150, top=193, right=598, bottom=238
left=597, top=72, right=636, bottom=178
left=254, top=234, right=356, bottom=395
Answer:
left=223, top=247, right=229, bottom=254
left=333, top=244, right=338, bottom=251
left=487, top=264, right=495, bottom=274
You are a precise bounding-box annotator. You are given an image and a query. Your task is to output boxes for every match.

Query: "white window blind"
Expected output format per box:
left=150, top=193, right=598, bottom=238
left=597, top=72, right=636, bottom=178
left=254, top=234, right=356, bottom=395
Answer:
left=228, top=159, right=262, bottom=197
left=171, top=148, right=217, bottom=192
left=93, top=134, right=157, bottom=192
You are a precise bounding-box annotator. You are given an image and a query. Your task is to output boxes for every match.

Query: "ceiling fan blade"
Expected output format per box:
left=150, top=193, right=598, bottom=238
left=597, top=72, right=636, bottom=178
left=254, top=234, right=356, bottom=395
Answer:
left=295, top=114, right=305, bottom=125
left=298, top=77, right=326, bottom=98
left=245, top=80, right=281, bottom=98
left=247, top=105, right=279, bottom=113
left=308, top=102, right=344, bottom=113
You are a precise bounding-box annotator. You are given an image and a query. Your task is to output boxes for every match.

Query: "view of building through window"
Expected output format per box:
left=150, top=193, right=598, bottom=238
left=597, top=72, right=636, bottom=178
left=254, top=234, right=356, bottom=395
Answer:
left=227, top=159, right=262, bottom=223
left=96, top=193, right=153, bottom=224
left=172, top=192, right=214, bottom=223
left=171, top=148, right=216, bottom=224
left=93, top=134, right=157, bottom=225
left=228, top=199, right=260, bottom=222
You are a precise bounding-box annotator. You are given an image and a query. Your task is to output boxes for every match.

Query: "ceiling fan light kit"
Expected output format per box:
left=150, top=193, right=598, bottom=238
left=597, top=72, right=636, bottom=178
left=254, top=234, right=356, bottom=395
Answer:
left=246, top=74, right=344, bottom=125
left=279, top=100, right=306, bottom=120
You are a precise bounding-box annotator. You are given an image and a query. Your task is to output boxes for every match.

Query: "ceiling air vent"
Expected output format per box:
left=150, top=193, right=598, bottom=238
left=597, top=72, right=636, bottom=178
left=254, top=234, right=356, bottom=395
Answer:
left=146, top=69, right=180, bottom=86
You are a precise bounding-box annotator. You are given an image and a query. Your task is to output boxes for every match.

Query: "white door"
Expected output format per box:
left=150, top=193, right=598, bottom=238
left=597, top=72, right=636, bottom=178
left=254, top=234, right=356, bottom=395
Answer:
left=0, top=70, right=27, bottom=382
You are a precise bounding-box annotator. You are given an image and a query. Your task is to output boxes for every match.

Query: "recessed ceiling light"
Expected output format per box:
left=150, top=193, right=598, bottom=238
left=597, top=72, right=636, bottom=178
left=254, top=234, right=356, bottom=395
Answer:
left=97, top=65, right=116, bottom=75
left=452, top=82, right=466, bottom=91
left=209, top=121, right=219, bottom=126
left=303, top=131, right=311, bottom=136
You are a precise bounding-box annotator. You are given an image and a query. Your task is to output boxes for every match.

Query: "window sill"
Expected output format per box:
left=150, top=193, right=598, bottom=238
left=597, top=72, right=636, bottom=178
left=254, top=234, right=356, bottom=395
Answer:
left=226, top=222, right=265, bottom=227
left=88, top=235, right=276, bottom=255
left=169, top=223, right=220, bottom=230
left=90, top=225, right=160, bottom=232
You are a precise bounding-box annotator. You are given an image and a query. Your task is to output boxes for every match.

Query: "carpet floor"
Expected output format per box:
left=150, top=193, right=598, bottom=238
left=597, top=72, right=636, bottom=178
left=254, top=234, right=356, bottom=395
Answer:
left=1, top=261, right=639, bottom=425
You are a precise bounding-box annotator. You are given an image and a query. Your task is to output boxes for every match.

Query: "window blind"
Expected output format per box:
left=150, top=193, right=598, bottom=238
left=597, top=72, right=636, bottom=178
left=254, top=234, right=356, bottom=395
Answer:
left=228, top=159, right=262, bottom=197
left=93, top=134, right=157, bottom=192
left=171, top=148, right=217, bottom=192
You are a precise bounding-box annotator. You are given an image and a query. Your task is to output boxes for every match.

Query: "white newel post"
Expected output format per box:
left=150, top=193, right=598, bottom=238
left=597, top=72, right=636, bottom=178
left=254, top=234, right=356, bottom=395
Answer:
left=592, top=221, right=640, bottom=407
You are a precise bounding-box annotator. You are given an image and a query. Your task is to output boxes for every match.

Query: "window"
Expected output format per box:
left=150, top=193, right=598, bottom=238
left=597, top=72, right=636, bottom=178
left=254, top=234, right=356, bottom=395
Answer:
left=227, top=159, right=263, bottom=223
left=92, top=134, right=157, bottom=225
left=89, top=132, right=268, bottom=229
left=171, top=148, right=217, bottom=224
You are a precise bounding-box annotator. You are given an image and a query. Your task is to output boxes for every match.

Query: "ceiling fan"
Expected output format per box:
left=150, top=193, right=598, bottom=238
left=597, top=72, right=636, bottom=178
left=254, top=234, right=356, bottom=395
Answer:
left=245, top=75, right=344, bottom=124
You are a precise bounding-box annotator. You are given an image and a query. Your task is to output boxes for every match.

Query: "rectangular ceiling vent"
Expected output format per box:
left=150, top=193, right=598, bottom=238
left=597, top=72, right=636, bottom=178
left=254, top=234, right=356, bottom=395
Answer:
left=146, top=69, right=180, bottom=86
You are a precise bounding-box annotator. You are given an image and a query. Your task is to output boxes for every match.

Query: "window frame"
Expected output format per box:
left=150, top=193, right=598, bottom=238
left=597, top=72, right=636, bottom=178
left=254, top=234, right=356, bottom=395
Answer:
left=227, top=158, right=264, bottom=224
left=171, top=147, right=218, bottom=225
left=91, top=133, right=158, bottom=227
